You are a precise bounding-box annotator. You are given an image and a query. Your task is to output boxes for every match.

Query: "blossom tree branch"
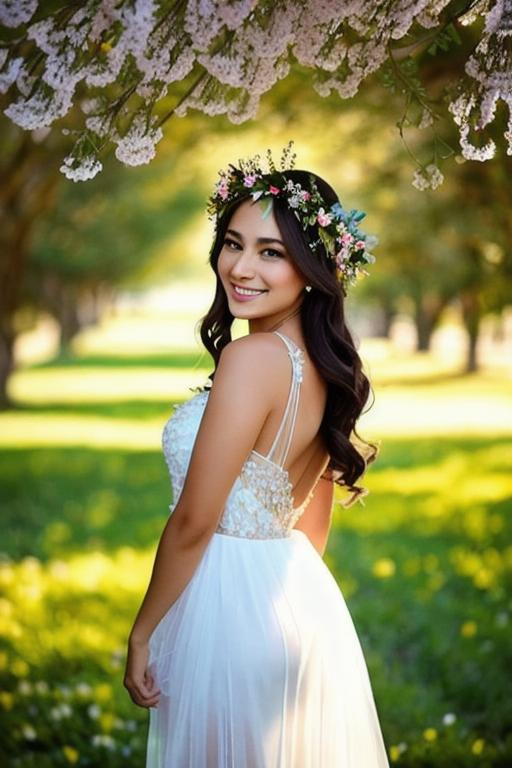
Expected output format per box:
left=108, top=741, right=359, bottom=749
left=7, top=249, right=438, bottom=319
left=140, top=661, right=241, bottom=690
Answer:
left=0, top=0, right=510, bottom=187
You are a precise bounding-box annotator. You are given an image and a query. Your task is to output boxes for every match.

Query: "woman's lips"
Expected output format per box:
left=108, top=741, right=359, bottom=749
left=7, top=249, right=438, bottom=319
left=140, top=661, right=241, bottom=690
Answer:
left=230, top=283, right=267, bottom=302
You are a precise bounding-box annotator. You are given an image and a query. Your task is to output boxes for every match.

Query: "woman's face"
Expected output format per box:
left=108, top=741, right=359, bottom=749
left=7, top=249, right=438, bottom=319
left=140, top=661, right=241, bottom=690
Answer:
left=217, top=198, right=306, bottom=331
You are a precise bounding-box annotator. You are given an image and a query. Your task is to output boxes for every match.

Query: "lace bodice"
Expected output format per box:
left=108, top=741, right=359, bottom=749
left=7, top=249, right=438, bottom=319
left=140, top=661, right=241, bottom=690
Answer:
left=162, top=331, right=320, bottom=539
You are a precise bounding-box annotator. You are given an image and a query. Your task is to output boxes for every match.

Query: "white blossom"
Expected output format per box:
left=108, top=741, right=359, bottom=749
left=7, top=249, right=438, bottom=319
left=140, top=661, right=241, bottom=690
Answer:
left=0, top=56, right=23, bottom=94
left=0, top=0, right=508, bottom=180
left=447, top=0, right=512, bottom=159
left=114, top=115, right=163, bottom=166
left=91, top=734, right=116, bottom=750
left=60, top=153, right=103, bottom=182
left=87, top=703, right=102, bottom=719
left=21, top=723, right=37, bottom=740
left=412, top=163, right=444, bottom=190
left=419, top=107, right=435, bottom=128
left=50, top=702, right=73, bottom=721
left=0, top=0, right=37, bottom=28
left=75, top=681, right=93, bottom=696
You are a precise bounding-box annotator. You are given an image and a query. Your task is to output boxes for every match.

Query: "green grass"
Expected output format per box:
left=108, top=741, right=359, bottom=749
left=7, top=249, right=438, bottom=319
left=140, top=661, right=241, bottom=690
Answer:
left=1, top=322, right=511, bottom=767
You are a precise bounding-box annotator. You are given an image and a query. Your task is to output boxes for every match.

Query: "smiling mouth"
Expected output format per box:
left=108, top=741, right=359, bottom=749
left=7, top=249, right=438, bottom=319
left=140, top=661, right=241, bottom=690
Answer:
left=231, top=284, right=268, bottom=296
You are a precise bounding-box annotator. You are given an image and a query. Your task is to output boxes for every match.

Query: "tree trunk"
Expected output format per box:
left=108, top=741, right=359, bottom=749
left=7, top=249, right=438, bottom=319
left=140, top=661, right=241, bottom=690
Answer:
left=0, top=228, right=31, bottom=410
left=58, top=287, right=82, bottom=354
left=460, top=290, right=481, bottom=373
left=376, top=302, right=396, bottom=338
left=0, top=135, right=61, bottom=408
left=0, top=325, right=14, bottom=409
left=415, top=306, right=433, bottom=351
left=413, top=293, right=446, bottom=352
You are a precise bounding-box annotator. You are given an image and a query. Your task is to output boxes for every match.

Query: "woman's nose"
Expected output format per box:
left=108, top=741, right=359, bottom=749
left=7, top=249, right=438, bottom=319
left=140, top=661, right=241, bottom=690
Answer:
left=230, top=250, right=256, bottom=278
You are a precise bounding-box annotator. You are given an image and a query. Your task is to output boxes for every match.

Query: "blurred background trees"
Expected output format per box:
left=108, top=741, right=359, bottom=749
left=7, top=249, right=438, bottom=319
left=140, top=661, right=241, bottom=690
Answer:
left=0, top=1, right=510, bottom=407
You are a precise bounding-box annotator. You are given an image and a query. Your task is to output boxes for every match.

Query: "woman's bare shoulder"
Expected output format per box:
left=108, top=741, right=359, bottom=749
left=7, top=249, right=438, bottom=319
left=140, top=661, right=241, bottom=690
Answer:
left=219, top=332, right=291, bottom=367
left=213, top=332, right=293, bottom=403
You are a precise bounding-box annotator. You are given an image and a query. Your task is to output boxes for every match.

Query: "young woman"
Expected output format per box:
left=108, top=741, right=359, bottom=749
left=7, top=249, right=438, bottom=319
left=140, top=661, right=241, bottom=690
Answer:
left=124, top=144, right=390, bottom=767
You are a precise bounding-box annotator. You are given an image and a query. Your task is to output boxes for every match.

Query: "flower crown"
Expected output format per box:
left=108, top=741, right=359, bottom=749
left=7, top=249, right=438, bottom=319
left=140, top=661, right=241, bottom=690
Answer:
left=207, top=141, right=378, bottom=290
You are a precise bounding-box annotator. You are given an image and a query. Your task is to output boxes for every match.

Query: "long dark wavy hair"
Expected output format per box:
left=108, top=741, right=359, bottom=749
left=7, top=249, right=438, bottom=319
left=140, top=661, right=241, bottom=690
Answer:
left=197, top=169, right=379, bottom=506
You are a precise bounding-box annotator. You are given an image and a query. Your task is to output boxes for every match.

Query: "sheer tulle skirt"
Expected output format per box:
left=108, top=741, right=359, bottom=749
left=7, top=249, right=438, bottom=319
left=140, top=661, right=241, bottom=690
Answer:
left=146, top=530, right=390, bottom=767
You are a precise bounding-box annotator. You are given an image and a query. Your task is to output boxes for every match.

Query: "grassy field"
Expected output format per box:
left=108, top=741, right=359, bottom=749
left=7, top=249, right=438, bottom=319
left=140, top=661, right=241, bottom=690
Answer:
left=1, top=311, right=511, bottom=767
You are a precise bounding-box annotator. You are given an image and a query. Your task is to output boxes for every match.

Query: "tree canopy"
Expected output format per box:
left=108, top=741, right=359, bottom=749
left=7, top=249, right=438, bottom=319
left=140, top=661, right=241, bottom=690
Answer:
left=1, top=1, right=511, bottom=185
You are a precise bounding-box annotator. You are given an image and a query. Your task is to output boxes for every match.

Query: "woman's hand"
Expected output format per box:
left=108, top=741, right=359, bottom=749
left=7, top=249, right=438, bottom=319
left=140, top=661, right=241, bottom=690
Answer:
left=123, top=637, right=161, bottom=709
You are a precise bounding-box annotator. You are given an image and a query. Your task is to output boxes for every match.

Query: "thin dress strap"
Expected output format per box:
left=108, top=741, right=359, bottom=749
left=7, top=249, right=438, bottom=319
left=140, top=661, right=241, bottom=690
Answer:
left=264, top=331, right=304, bottom=468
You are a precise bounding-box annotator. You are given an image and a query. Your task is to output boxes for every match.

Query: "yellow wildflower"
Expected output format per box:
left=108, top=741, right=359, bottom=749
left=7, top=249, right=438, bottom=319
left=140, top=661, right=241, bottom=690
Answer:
left=372, top=558, right=396, bottom=578
left=12, top=658, right=29, bottom=677
left=94, top=682, right=112, bottom=702
left=62, top=745, right=79, bottom=764
left=460, top=620, right=478, bottom=638
left=472, top=739, right=485, bottom=755
left=0, top=691, right=14, bottom=710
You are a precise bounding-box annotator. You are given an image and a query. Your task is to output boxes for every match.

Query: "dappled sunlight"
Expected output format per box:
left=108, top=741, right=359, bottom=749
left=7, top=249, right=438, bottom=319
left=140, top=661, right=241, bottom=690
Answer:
left=8, top=366, right=208, bottom=405
left=72, top=284, right=214, bottom=357
left=2, top=311, right=512, bottom=766
left=360, top=381, right=512, bottom=436
left=0, top=413, right=166, bottom=449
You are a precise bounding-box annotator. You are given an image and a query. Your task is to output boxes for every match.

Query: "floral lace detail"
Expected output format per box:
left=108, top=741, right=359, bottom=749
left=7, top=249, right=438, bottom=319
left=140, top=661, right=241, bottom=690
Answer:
left=162, top=333, right=313, bottom=539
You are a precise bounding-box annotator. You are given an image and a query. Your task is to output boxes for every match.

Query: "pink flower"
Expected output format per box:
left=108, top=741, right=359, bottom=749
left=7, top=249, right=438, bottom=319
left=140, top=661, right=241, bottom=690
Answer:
left=216, top=179, right=229, bottom=200
left=355, top=239, right=365, bottom=250
left=316, top=208, right=332, bottom=227
left=301, top=191, right=311, bottom=201
left=341, top=232, right=354, bottom=245
left=243, top=174, right=257, bottom=187
left=269, top=185, right=280, bottom=195
left=335, top=250, right=347, bottom=267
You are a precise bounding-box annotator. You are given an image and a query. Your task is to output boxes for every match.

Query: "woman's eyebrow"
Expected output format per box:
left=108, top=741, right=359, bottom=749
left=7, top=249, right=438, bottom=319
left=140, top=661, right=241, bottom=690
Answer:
left=226, top=228, right=285, bottom=246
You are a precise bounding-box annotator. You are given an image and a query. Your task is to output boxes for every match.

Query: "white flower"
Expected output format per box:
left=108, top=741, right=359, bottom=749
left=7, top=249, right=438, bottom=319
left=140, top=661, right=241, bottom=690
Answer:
left=0, top=0, right=37, bottom=27
left=87, top=703, right=102, bottom=719
left=0, top=0, right=506, bottom=181
left=114, top=116, right=163, bottom=166
left=412, top=163, right=444, bottom=191
left=21, top=723, right=37, bottom=740
left=91, top=734, right=116, bottom=750
left=425, top=163, right=444, bottom=189
left=60, top=154, right=103, bottom=183
left=443, top=712, right=457, bottom=726
left=419, top=107, right=434, bottom=128
left=0, top=56, right=23, bottom=94
left=75, top=681, right=92, bottom=696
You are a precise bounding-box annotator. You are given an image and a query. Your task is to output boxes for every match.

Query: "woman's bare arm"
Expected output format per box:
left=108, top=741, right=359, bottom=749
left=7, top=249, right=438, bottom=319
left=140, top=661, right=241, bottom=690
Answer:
left=128, top=333, right=289, bottom=646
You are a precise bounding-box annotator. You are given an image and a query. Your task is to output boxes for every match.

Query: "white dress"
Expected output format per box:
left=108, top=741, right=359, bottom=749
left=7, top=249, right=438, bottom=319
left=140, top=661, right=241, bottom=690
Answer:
left=146, top=331, right=390, bottom=767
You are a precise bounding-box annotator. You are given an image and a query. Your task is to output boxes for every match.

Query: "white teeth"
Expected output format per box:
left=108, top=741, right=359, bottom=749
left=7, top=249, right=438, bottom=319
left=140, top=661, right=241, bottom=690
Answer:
left=234, top=286, right=264, bottom=296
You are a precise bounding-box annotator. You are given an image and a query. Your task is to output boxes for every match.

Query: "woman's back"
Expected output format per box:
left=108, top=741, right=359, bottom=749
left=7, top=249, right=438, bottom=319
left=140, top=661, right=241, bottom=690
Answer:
left=250, top=331, right=330, bottom=510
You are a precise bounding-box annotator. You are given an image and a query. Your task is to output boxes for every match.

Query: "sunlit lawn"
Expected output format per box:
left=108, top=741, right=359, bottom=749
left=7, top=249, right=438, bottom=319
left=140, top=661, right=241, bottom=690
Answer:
left=1, top=311, right=511, bottom=767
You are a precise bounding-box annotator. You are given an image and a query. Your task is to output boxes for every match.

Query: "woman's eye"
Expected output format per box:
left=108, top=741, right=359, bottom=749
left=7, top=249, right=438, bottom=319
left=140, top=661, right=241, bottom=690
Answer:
left=262, top=248, right=283, bottom=258
left=223, top=238, right=241, bottom=250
